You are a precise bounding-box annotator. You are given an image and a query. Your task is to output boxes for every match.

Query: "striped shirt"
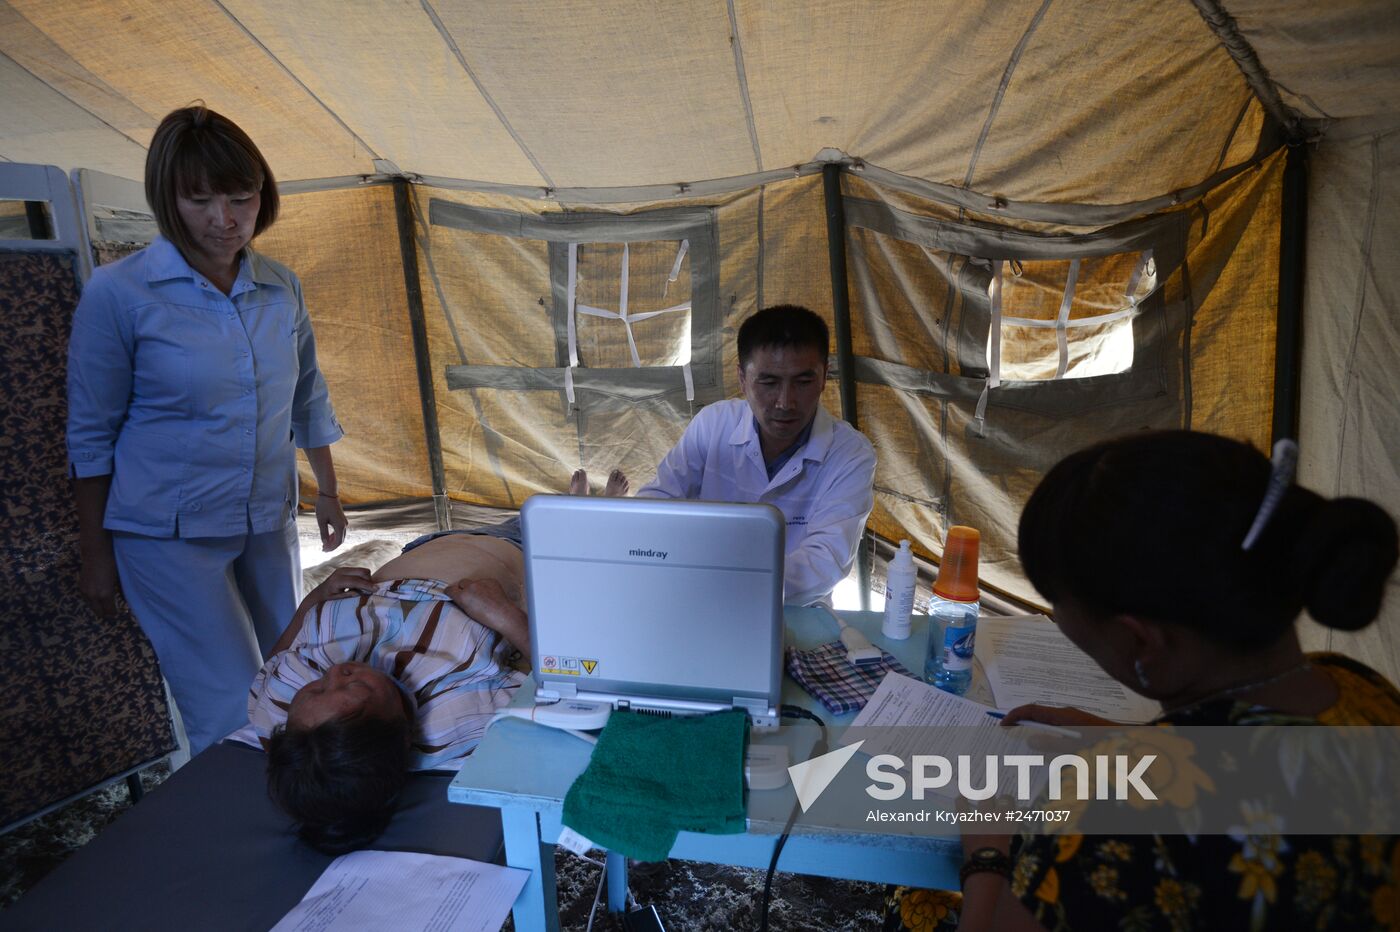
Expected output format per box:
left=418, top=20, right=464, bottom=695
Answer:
left=248, top=578, right=524, bottom=770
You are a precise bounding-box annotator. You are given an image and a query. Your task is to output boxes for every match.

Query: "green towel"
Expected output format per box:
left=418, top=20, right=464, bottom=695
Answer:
left=561, top=708, right=749, bottom=861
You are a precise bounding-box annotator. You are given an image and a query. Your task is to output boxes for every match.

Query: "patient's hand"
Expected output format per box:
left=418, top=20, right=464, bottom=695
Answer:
left=446, top=577, right=511, bottom=614
left=446, top=577, right=530, bottom=655
left=311, top=566, right=374, bottom=604
left=270, top=566, right=374, bottom=657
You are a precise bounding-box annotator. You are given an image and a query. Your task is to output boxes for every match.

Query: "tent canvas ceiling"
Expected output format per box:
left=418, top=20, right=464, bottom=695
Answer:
left=2, top=0, right=1397, bottom=678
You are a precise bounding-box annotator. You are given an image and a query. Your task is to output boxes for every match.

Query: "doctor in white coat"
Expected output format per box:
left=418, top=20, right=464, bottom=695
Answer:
left=636, top=304, right=876, bottom=606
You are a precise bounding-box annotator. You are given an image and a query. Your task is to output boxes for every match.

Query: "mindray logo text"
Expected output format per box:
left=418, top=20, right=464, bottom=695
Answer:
left=628, top=548, right=668, bottom=559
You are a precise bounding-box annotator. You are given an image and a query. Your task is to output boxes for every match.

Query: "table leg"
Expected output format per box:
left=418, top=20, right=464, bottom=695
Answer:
left=606, top=850, right=628, bottom=912
left=501, top=807, right=560, bottom=932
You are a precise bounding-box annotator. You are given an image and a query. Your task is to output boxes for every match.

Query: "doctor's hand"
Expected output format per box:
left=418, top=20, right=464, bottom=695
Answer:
left=315, top=492, right=348, bottom=552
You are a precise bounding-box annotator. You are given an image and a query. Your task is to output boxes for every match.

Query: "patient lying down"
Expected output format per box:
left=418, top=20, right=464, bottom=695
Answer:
left=249, top=535, right=527, bottom=852
left=248, top=469, right=625, bottom=853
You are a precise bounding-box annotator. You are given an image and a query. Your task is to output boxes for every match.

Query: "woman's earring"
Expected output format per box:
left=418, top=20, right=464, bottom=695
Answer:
left=1134, top=659, right=1151, bottom=689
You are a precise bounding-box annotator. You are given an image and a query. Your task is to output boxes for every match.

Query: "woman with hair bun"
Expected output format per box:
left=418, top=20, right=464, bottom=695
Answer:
left=1012, top=430, right=1397, bottom=727
left=67, top=105, right=347, bottom=758
left=890, top=430, right=1400, bottom=932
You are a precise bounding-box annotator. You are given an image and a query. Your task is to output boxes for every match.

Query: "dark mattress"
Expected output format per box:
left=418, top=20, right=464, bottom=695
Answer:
left=1, top=742, right=505, bottom=931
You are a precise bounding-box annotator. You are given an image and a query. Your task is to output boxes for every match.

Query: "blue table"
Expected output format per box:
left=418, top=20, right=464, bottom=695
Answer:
left=448, top=607, right=985, bottom=932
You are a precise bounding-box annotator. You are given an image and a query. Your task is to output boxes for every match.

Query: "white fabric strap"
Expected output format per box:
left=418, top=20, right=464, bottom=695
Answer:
left=1000, top=306, right=1138, bottom=329
left=976, top=259, right=1004, bottom=432
left=618, top=243, right=642, bottom=367
left=1055, top=258, right=1081, bottom=379
left=565, top=243, right=579, bottom=403
left=1125, top=249, right=1154, bottom=306
left=577, top=302, right=690, bottom=323
left=664, top=239, right=689, bottom=298
left=576, top=298, right=692, bottom=372
left=566, top=240, right=694, bottom=398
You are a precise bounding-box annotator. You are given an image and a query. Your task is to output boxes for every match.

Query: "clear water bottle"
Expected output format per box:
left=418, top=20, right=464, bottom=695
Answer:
left=923, top=526, right=980, bottom=695
left=925, top=593, right=979, bottom=694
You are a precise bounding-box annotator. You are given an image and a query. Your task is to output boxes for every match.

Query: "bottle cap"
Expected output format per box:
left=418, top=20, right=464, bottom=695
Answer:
left=932, top=526, right=979, bottom=601
left=891, top=539, right=913, bottom=568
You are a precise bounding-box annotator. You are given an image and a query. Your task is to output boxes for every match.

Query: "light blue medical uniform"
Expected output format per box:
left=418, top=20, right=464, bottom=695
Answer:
left=67, top=235, right=344, bottom=755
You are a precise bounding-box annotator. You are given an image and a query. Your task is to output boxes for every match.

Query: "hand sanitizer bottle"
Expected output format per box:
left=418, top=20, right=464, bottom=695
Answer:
left=923, top=526, right=980, bottom=695
left=881, top=540, right=916, bottom=640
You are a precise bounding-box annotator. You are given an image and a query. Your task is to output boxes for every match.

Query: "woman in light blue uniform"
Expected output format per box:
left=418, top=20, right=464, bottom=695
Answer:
left=67, top=105, right=347, bottom=757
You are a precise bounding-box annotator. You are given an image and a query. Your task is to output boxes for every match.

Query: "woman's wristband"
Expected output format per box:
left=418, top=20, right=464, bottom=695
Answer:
left=959, top=847, right=1012, bottom=888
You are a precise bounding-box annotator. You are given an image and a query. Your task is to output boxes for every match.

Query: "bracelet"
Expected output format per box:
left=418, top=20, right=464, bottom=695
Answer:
left=959, top=846, right=1012, bottom=888
left=317, top=491, right=339, bottom=499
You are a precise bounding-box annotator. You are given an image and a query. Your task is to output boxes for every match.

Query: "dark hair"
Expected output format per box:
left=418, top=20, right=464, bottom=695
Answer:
left=736, top=304, right=830, bottom=368
left=266, top=716, right=413, bottom=854
left=1019, top=430, right=1398, bottom=650
left=145, top=104, right=279, bottom=260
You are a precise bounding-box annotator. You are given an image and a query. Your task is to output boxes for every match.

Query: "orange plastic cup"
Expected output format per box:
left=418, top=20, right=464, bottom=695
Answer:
left=932, top=525, right=980, bottom=602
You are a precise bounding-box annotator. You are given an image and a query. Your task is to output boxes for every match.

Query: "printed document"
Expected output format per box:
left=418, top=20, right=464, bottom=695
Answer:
left=270, top=850, right=527, bottom=932
left=843, top=672, right=1025, bottom=773
left=977, top=615, right=1160, bottom=722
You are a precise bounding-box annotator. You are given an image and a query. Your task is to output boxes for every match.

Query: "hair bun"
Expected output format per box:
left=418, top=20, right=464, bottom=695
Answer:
left=1296, top=497, right=1399, bottom=631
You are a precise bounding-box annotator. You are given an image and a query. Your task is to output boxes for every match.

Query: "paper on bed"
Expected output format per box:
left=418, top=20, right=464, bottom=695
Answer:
left=270, top=850, right=526, bottom=932
left=977, top=615, right=1161, bottom=722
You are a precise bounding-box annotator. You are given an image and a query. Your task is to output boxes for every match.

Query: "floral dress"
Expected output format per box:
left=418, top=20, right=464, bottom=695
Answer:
left=884, top=653, right=1400, bottom=932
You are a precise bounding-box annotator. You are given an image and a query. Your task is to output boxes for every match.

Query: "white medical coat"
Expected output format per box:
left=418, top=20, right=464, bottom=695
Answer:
left=637, top=399, right=876, bottom=606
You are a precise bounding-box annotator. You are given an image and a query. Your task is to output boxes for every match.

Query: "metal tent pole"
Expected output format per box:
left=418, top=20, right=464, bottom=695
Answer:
left=822, top=163, right=871, bottom=610
left=1272, top=143, right=1307, bottom=444
left=393, top=178, right=451, bottom=530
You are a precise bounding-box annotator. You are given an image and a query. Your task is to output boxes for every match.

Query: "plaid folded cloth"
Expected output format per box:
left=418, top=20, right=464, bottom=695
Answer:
left=785, top=641, right=914, bottom=715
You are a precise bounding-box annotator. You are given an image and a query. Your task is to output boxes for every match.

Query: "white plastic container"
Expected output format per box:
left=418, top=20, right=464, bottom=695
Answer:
left=882, top=539, right=916, bottom=640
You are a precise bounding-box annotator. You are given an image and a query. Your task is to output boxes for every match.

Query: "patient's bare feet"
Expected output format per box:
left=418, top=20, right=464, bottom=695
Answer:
left=569, top=468, right=588, bottom=495
left=605, top=468, right=630, bottom=497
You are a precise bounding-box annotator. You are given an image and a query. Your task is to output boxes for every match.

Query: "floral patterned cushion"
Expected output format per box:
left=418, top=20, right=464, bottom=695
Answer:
left=0, top=251, right=174, bottom=829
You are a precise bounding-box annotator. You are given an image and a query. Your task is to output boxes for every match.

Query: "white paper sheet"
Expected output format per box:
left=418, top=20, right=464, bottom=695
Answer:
left=976, top=615, right=1161, bottom=722
left=270, top=850, right=528, bottom=932
left=842, top=672, right=1028, bottom=786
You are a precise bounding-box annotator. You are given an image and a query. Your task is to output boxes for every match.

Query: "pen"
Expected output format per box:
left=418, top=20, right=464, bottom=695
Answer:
left=986, top=710, right=1081, bottom=738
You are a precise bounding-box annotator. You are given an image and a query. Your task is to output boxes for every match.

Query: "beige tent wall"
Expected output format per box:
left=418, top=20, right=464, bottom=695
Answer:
left=248, top=157, right=1290, bottom=617
left=1297, top=122, right=1400, bottom=681
left=4, top=0, right=1275, bottom=206
left=0, top=0, right=371, bottom=181
left=254, top=185, right=432, bottom=505
left=2, top=0, right=1392, bottom=669
left=1180, top=151, right=1281, bottom=443
left=736, top=0, right=1257, bottom=205
left=829, top=155, right=1284, bottom=605
left=409, top=175, right=839, bottom=508
left=414, top=186, right=698, bottom=506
